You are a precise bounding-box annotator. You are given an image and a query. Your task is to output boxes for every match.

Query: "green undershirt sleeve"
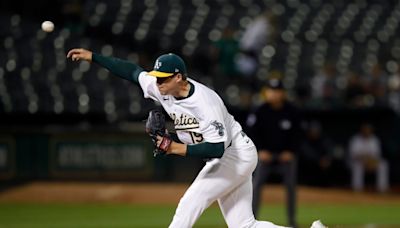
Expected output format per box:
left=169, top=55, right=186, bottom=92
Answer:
left=92, top=53, right=143, bottom=84
left=186, top=142, right=225, bottom=158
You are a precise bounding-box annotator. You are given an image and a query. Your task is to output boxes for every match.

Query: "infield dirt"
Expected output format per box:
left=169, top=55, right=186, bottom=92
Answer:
left=0, top=182, right=399, bottom=205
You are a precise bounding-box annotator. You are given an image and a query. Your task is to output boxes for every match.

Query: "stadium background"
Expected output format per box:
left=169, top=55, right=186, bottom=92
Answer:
left=0, top=0, right=400, bottom=227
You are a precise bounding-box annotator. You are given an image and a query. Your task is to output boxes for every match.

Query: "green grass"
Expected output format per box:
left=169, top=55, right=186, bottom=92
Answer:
left=0, top=203, right=399, bottom=228
left=258, top=204, right=400, bottom=227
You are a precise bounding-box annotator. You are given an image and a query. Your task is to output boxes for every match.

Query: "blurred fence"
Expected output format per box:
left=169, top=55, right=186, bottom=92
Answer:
left=0, top=107, right=399, bottom=188
left=0, top=122, right=205, bottom=183
left=0, top=128, right=155, bottom=181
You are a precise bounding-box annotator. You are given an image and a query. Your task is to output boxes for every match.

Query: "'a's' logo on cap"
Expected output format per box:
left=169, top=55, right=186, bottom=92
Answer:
left=154, top=60, right=162, bottom=70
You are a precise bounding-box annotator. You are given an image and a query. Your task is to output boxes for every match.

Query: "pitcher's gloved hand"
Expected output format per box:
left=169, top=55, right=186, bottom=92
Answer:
left=145, top=110, right=172, bottom=156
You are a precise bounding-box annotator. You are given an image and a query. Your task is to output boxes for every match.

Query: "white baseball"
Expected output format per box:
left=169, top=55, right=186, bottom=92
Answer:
left=41, top=21, right=54, bottom=32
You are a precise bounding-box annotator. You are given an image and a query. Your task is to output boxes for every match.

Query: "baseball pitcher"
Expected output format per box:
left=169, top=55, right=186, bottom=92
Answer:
left=67, top=48, right=326, bottom=228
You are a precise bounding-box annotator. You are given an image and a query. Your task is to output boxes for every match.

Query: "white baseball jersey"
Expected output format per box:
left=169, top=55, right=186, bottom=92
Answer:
left=138, top=71, right=289, bottom=228
left=138, top=72, right=242, bottom=147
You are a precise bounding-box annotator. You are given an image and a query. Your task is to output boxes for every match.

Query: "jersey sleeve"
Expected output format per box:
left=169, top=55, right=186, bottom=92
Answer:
left=138, top=72, right=159, bottom=101
left=201, top=121, right=227, bottom=143
left=199, top=103, right=229, bottom=145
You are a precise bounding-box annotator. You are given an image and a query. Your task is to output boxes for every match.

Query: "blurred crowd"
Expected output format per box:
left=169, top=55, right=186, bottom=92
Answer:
left=2, top=1, right=400, bottom=116
left=207, top=10, right=400, bottom=113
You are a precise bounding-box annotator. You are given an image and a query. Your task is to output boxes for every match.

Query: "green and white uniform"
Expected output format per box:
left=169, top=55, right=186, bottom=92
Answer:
left=92, top=53, right=290, bottom=228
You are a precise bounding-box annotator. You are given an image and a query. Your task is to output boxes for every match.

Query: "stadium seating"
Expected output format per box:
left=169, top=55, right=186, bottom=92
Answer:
left=1, top=0, right=400, bottom=123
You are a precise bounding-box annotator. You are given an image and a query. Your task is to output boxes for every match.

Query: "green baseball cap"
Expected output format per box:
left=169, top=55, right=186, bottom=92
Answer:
left=148, top=53, right=187, bottom=78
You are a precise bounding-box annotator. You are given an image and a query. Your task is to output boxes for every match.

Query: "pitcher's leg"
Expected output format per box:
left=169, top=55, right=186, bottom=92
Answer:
left=169, top=160, right=250, bottom=228
left=169, top=183, right=214, bottom=228
left=168, top=161, right=218, bottom=228
left=219, top=178, right=290, bottom=228
left=219, top=177, right=255, bottom=228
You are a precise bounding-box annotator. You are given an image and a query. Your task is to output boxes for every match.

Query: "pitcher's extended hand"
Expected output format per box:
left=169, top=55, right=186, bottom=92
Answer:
left=67, top=48, right=93, bottom=62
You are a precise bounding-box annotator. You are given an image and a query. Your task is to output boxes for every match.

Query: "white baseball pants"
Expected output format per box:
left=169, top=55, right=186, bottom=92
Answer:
left=169, top=133, right=289, bottom=228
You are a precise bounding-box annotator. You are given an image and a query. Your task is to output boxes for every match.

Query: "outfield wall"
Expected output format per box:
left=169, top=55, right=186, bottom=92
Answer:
left=0, top=108, right=399, bottom=187
left=0, top=123, right=204, bottom=182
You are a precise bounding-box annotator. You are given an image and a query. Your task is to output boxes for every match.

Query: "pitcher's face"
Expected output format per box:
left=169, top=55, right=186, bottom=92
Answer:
left=156, top=73, right=181, bottom=95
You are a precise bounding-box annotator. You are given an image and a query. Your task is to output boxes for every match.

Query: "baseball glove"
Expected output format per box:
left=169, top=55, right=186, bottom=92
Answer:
left=145, top=110, right=172, bottom=156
